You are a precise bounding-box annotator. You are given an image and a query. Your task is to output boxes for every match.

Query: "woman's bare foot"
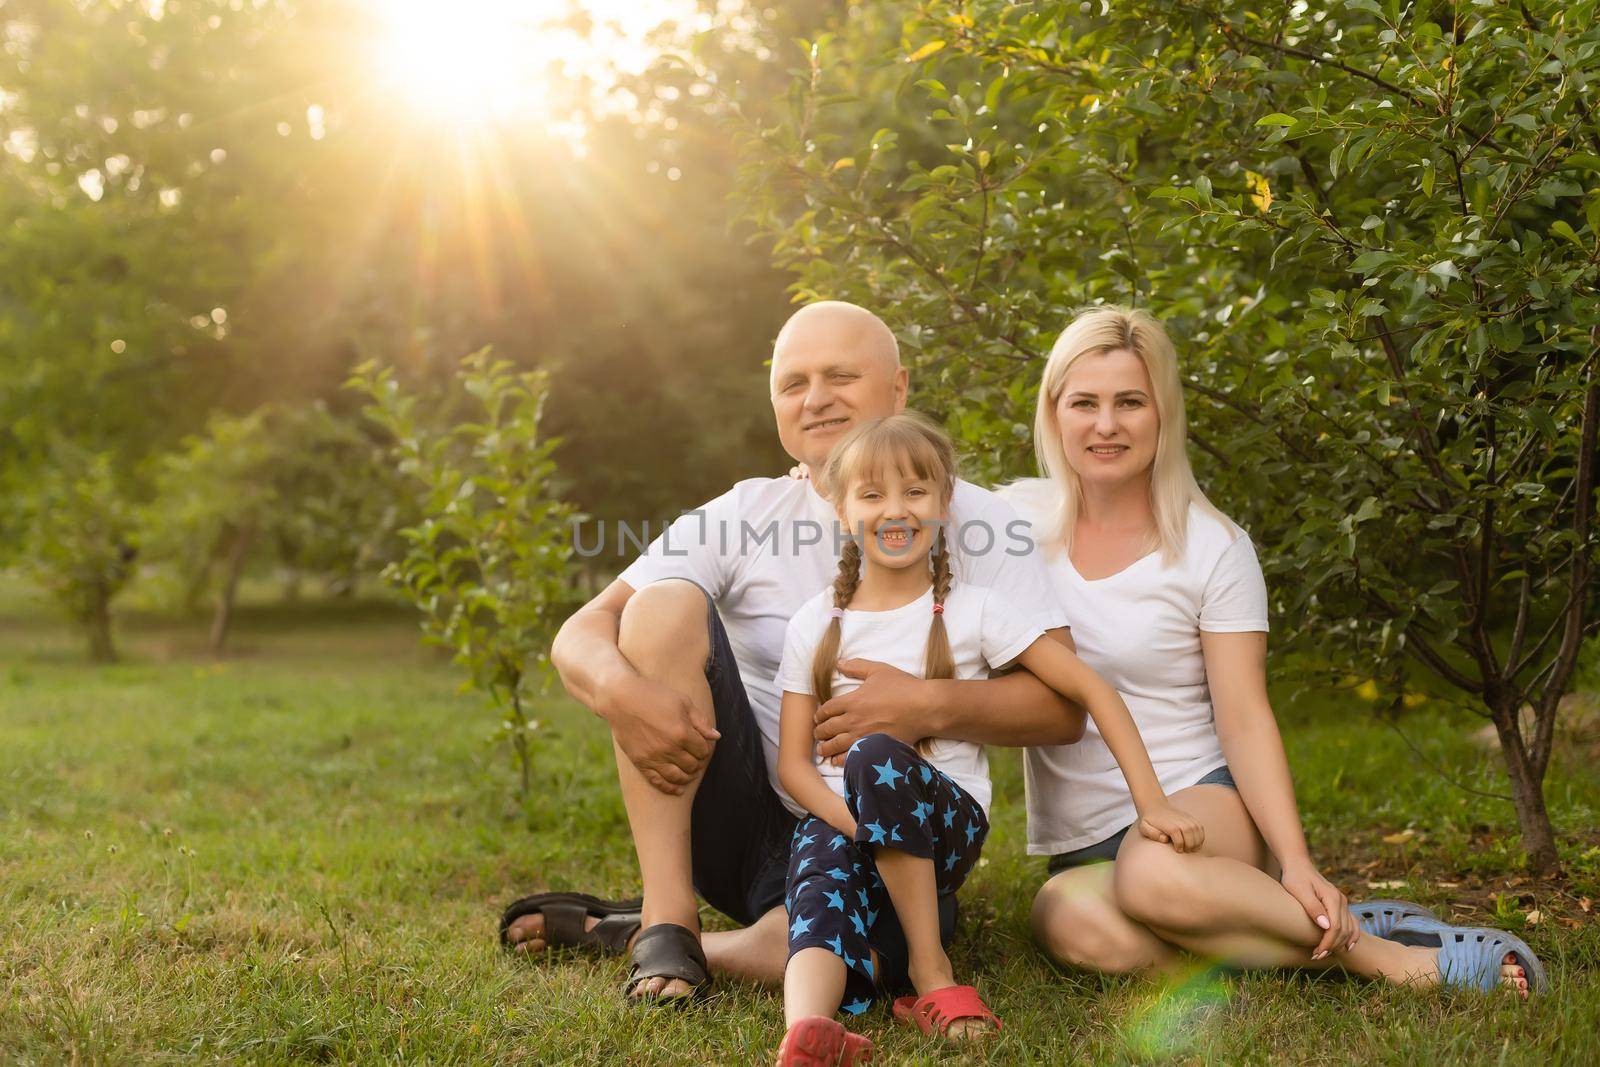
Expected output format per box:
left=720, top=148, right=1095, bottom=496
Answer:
left=1368, top=940, right=1530, bottom=998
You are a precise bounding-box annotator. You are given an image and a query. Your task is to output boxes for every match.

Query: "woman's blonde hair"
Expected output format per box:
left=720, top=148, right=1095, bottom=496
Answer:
left=1032, top=305, right=1224, bottom=562
left=812, top=414, right=958, bottom=713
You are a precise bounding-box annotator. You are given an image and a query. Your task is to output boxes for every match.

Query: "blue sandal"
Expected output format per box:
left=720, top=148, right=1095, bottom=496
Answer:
left=1388, top=915, right=1547, bottom=994
left=1349, top=899, right=1437, bottom=939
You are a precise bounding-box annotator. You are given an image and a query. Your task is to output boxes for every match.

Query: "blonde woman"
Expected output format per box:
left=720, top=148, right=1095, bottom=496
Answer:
left=1007, top=306, right=1542, bottom=996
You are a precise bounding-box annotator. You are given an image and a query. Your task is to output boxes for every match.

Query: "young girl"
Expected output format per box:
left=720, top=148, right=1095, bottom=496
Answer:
left=773, top=413, right=1204, bottom=1066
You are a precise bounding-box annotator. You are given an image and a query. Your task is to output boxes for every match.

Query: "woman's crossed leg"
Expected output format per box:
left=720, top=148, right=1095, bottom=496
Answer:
left=1032, top=783, right=1528, bottom=994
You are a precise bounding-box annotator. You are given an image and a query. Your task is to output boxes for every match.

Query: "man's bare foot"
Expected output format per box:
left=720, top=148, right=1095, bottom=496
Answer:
left=504, top=896, right=710, bottom=1001
left=626, top=919, right=707, bottom=1001
left=630, top=970, right=695, bottom=999
left=507, top=911, right=702, bottom=999
left=504, top=911, right=621, bottom=955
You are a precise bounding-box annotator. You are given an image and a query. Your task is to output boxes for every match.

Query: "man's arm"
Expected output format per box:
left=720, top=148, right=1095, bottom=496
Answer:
left=813, top=627, right=1086, bottom=758
left=551, top=578, right=718, bottom=794
left=550, top=578, right=634, bottom=714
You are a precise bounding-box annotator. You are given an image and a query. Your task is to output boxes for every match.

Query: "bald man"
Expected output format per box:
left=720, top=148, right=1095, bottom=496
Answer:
left=501, top=301, right=1084, bottom=1002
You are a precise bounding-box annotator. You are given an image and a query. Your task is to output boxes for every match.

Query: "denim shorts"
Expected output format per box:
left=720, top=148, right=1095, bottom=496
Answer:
left=679, top=581, right=798, bottom=926
left=1045, top=764, right=1237, bottom=875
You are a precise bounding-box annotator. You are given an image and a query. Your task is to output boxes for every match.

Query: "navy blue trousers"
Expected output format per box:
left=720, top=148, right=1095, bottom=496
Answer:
left=784, top=733, right=989, bottom=1014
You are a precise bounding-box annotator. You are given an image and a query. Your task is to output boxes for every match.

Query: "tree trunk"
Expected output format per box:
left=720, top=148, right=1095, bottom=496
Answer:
left=509, top=685, right=532, bottom=798
left=1490, top=697, right=1562, bottom=876
left=210, top=523, right=254, bottom=655
left=85, top=585, right=117, bottom=663
left=182, top=554, right=212, bottom=614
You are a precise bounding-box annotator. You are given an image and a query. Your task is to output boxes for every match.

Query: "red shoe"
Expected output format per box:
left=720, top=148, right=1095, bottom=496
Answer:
left=890, top=985, right=1001, bottom=1037
left=776, top=1015, right=874, bottom=1066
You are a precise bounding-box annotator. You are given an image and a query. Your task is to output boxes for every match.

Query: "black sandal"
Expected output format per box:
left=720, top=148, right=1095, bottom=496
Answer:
left=498, top=891, right=643, bottom=955
left=624, top=923, right=712, bottom=1004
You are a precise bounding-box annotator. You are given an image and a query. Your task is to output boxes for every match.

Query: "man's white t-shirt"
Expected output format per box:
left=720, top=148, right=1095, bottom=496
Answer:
left=773, top=584, right=1048, bottom=818
left=619, top=476, right=1068, bottom=813
left=996, top=478, right=1270, bottom=855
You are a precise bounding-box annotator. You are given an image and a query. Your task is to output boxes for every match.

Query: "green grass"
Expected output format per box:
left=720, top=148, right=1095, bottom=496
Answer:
left=2, top=584, right=1598, bottom=1064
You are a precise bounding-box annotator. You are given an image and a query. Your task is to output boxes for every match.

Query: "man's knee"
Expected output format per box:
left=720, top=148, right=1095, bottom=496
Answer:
left=618, top=579, right=710, bottom=665
left=1031, top=874, right=1151, bottom=974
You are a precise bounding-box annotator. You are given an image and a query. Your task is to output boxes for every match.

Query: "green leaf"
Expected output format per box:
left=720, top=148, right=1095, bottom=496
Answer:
left=1351, top=250, right=1397, bottom=274
left=1255, top=113, right=1298, bottom=127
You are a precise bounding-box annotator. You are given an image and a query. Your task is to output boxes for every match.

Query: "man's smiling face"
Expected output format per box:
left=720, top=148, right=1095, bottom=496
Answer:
left=769, top=303, right=908, bottom=470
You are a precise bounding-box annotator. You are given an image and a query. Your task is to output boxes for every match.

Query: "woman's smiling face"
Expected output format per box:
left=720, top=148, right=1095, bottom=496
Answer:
left=1054, top=347, right=1160, bottom=491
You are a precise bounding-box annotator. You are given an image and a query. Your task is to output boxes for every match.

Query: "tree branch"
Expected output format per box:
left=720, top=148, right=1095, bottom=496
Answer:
left=1188, top=427, right=1228, bottom=466
left=1378, top=713, right=1512, bottom=801
left=1520, top=1, right=1600, bottom=156
left=1468, top=410, right=1500, bottom=675
left=1358, top=589, right=1484, bottom=694
left=1508, top=571, right=1533, bottom=668
left=1532, top=342, right=1599, bottom=779
left=1216, top=23, right=1422, bottom=108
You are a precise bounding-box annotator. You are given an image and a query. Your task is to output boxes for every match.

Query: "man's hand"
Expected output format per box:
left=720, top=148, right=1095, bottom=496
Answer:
left=605, top=674, right=720, bottom=795
left=814, top=659, right=933, bottom=760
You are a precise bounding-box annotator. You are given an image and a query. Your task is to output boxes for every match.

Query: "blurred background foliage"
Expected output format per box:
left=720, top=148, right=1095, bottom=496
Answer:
left=4, top=0, right=1598, bottom=866
left=0, top=0, right=833, bottom=606
left=727, top=0, right=1600, bottom=870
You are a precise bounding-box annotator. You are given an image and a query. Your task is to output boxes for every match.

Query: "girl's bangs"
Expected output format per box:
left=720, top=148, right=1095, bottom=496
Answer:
left=836, top=422, right=950, bottom=492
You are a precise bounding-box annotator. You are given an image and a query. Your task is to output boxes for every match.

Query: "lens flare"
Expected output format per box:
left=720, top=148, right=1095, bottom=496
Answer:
left=1121, top=962, right=1233, bottom=1059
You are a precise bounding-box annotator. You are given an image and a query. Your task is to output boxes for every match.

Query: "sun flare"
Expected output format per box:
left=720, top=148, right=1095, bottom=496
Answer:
left=370, top=0, right=691, bottom=129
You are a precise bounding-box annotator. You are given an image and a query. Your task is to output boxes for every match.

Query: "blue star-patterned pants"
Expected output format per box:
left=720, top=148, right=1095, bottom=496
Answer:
left=784, top=732, right=990, bottom=1015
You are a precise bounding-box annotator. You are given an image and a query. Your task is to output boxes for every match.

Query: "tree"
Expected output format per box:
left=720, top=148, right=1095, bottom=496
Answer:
left=349, top=351, right=582, bottom=796
left=738, top=0, right=1600, bottom=873
left=141, top=403, right=405, bottom=654
left=20, top=448, right=139, bottom=662
left=1, top=0, right=821, bottom=577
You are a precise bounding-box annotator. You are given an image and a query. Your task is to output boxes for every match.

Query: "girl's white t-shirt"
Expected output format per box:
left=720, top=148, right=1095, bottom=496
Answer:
left=774, top=582, right=1047, bottom=818
left=618, top=477, right=1068, bottom=815
left=996, top=478, right=1270, bottom=855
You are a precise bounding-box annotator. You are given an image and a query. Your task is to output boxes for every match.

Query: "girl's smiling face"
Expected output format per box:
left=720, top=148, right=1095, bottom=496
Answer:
left=837, top=464, right=949, bottom=571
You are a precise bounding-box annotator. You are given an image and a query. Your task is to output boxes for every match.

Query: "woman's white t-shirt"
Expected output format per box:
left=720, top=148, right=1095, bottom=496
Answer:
left=774, top=582, right=1046, bottom=819
left=996, top=478, right=1270, bottom=855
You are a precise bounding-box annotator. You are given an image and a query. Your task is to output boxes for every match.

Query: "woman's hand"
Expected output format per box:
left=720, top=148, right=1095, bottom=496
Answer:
left=1279, top=861, right=1358, bottom=960
left=1136, top=802, right=1205, bottom=852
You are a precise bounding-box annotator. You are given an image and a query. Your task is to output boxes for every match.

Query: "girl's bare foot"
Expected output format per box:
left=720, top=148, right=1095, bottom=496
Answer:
left=907, top=963, right=997, bottom=1040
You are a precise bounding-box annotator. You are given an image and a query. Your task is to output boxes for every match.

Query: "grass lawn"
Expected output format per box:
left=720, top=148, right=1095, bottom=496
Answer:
left=2, top=582, right=1598, bottom=1064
